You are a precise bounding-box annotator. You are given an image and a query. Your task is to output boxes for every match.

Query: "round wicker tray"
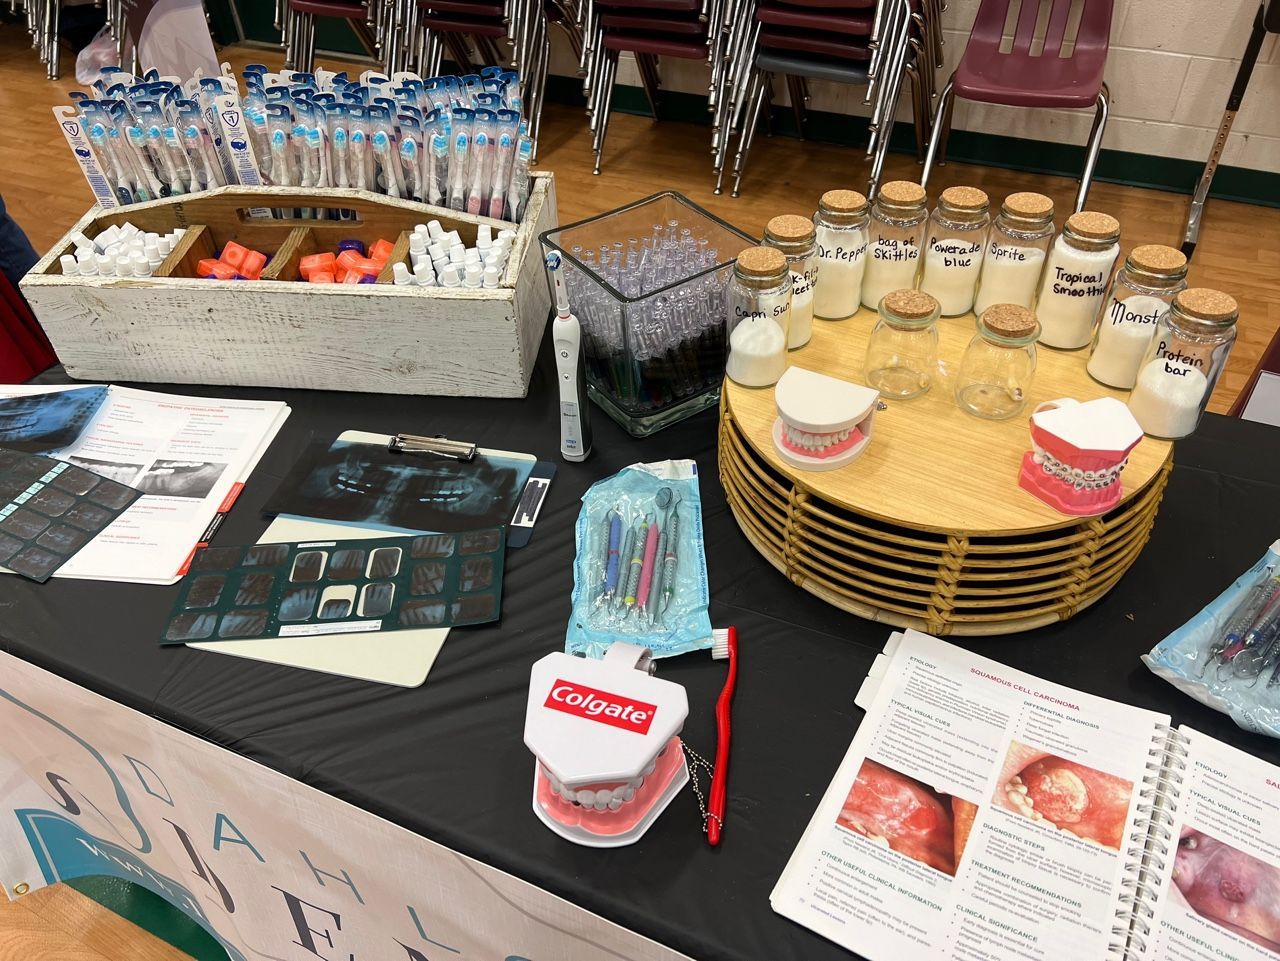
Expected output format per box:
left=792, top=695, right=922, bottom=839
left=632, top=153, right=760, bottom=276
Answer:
left=718, top=307, right=1174, bottom=636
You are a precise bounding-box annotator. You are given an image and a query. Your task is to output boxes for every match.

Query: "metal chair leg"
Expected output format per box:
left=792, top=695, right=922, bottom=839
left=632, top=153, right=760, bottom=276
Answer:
left=593, top=50, right=619, bottom=175
left=636, top=52, right=661, bottom=118
left=906, top=63, right=926, bottom=163
left=786, top=73, right=806, bottom=139
left=1075, top=83, right=1110, bottom=213
left=731, top=72, right=768, bottom=197
left=920, top=77, right=954, bottom=191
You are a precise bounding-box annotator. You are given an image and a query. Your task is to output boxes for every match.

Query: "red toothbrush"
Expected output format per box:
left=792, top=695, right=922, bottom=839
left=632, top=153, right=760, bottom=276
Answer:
left=707, top=626, right=738, bottom=846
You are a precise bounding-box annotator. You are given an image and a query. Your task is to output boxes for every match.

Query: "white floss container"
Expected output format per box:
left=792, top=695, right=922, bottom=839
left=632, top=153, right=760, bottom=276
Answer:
left=524, top=642, right=689, bottom=848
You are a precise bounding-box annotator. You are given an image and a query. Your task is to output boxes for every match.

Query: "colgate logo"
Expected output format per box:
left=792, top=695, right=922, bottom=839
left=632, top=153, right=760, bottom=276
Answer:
left=545, top=681, right=656, bottom=735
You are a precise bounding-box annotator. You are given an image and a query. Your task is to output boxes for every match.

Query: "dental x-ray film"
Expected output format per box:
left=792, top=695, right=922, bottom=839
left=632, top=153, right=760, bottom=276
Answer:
left=161, top=527, right=507, bottom=645
left=0, top=386, right=110, bottom=453
left=263, top=437, right=534, bottom=533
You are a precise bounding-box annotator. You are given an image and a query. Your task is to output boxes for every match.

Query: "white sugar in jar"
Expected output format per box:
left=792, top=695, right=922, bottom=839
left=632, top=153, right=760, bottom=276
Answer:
left=1087, top=244, right=1188, bottom=389
left=973, top=192, right=1055, bottom=316
left=812, top=189, right=869, bottom=320
left=919, top=185, right=990, bottom=316
left=1034, top=211, right=1121, bottom=350
left=764, top=214, right=818, bottom=349
left=861, top=180, right=928, bottom=310
left=1127, top=288, right=1238, bottom=439
left=725, top=246, right=793, bottom=387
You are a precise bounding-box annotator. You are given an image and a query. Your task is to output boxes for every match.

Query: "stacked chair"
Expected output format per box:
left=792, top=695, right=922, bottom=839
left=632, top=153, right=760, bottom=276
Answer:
left=577, top=0, right=727, bottom=175
left=714, top=0, right=943, bottom=198
left=281, top=0, right=387, bottom=73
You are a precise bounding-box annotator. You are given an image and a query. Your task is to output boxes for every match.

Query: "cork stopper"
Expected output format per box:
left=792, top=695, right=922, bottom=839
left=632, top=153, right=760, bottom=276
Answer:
left=1174, top=287, right=1238, bottom=323
left=980, top=303, right=1038, bottom=338
left=878, top=180, right=927, bottom=207
left=1064, top=211, right=1120, bottom=242
left=765, top=214, right=816, bottom=244
left=735, top=245, right=787, bottom=278
left=820, top=189, right=868, bottom=215
left=1003, top=191, right=1054, bottom=219
left=1129, top=244, right=1187, bottom=275
left=882, top=288, right=939, bottom=320
left=939, top=186, right=989, bottom=212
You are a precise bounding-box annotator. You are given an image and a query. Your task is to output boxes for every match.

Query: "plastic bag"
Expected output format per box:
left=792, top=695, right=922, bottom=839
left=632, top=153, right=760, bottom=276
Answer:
left=1143, top=538, right=1280, bottom=739
left=566, top=460, right=712, bottom=659
left=76, top=27, right=118, bottom=86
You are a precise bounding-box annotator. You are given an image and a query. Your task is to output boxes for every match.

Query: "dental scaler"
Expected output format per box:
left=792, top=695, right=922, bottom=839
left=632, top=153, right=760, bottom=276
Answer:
left=546, top=252, right=592, bottom=462
left=524, top=643, right=688, bottom=847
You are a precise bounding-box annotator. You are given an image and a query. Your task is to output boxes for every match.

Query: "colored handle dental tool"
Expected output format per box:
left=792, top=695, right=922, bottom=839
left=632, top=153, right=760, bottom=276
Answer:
left=635, top=520, right=660, bottom=614
left=659, top=507, right=679, bottom=613
left=601, top=511, right=622, bottom=602
left=613, top=524, right=635, bottom=612
left=623, top=519, right=648, bottom=608
left=644, top=523, right=667, bottom=622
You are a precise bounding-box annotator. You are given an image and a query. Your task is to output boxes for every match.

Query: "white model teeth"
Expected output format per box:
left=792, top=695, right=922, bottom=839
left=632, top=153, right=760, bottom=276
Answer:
left=549, top=772, right=649, bottom=808
left=784, top=425, right=851, bottom=450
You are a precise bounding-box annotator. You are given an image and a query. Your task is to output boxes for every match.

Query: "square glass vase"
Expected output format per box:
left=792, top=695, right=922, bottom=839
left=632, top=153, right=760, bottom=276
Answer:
left=541, top=192, right=756, bottom=437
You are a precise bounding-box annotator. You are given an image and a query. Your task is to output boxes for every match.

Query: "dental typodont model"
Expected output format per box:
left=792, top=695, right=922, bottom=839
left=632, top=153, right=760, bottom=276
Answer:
left=772, top=367, right=879, bottom=472
left=524, top=642, right=689, bottom=847
left=1018, top=397, right=1143, bottom=516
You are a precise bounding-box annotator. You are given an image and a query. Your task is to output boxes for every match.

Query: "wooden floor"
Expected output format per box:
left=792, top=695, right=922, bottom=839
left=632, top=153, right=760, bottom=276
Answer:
left=0, top=885, right=193, bottom=961
left=1, top=24, right=1279, bottom=960
left=3, top=36, right=1278, bottom=411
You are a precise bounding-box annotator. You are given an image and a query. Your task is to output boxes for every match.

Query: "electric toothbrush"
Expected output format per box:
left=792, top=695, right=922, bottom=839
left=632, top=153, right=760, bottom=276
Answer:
left=546, top=252, right=592, bottom=462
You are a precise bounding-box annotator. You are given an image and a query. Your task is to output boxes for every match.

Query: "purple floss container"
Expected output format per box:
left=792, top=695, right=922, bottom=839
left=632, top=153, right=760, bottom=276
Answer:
left=358, top=273, right=378, bottom=283
left=338, top=239, right=367, bottom=257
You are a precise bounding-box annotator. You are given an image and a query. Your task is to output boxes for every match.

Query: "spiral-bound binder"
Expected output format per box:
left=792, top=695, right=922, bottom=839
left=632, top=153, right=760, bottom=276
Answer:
left=773, top=630, right=1280, bottom=961
left=1110, top=725, right=1191, bottom=960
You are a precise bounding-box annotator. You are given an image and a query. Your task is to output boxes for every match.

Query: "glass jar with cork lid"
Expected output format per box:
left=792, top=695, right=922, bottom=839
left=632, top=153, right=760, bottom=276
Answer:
left=813, top=189, right=870, bottom=321
left=955, top=303, right=1041, bottom=419
left=861, top=180, right=928, bottom=310
left=1087, top=244, right=1189, bottom=389
left=1127, top=288, right=1238, bottom=439
left=1034, top=211, right=1121, bottom=350
left=919, top=186, right=991, bottom=317
left=973, top=192, right=1055, bottom=316
left=725, top=246, right=793, bottom=388
left=865, top=289, right=940, bottom=399
left=764, top=214, right=818, bottom=349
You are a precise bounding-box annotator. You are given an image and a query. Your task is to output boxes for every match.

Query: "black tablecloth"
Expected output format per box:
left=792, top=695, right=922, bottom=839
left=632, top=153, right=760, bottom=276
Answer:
left=7, top=340, right=1280, bottom=961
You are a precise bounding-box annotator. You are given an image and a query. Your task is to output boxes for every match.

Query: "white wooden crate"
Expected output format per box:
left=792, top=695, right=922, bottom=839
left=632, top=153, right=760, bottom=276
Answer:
left=20, top=175, right=557, bottom=398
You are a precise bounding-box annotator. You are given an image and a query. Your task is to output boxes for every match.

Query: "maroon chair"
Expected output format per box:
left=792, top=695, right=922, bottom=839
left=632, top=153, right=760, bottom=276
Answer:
left=921, top=0, right=1116, bottom=212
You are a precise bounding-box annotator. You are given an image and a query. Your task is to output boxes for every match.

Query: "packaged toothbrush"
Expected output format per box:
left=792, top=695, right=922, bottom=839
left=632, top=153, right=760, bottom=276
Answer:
left=325, top=104, right=351, bottom=189
left=368, top=105, right=402, bottom=198
left=447, top=128, right=470, bottom=211
left=427, top=132, right=449, bottom=207
left=567, top=460, right=713, bottom=660
left=509, top=135, right=533, bottom=221
left=1144, top=539, right=1280, bottom=740
left=398, top=116, right=423, bottom=202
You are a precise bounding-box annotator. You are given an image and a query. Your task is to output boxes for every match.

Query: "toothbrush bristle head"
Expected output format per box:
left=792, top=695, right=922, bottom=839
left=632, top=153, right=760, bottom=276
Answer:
left=711, top=627, right=735, bottom=660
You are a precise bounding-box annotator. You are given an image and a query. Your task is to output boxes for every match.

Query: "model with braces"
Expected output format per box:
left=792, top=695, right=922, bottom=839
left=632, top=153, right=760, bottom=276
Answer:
left=1032, top=446, right=1130, bottom=490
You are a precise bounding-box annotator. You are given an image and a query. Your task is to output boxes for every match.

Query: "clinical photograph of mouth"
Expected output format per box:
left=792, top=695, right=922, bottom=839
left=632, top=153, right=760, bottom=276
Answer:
left=1171, top=828, right=1280, bottom=955
left=135, top=460, right=228, bottom=499
left=993, top=742, right=1133, bottom=850
left=836, top=758, right=977, bottom=877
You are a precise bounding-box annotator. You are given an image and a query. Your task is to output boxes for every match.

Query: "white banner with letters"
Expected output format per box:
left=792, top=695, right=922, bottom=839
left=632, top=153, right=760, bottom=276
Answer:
left=0, top=652, right=692, bottom=961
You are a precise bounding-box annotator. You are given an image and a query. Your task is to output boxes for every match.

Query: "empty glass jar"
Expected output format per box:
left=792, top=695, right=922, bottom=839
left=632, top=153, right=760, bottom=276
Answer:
left=973, top=191, right=1055, bottom=316
left=955, top=304, right=1041, bottom=419
left=861, top=181, right=928, bottom=310
left=1087, top=244, right=1189, bottom=389
left=919, top=186, right=990, bottom=316
left=865, top=289, right=940, bottom=399
left=764, top=214, right=818, bottom=349
left=725, top=246, right=792, bottom=388
left=1127, top=288, right=1238, bottom=439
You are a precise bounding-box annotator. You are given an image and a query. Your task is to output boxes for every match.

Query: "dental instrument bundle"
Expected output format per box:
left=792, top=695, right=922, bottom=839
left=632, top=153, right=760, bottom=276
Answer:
left=567, top=461, right=712, bottom=660
left=554, top=224, right=731, bottom=417
left=57, top=63, right=536, bottom=223
left=1144, top=539, right=1280, bottom=740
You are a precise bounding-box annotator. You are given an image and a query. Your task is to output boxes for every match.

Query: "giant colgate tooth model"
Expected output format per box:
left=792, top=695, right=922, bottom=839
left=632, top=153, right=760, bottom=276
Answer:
left=1018, top=397, right=1143, bottom=516
left=523, top=642, right=689, bottom=847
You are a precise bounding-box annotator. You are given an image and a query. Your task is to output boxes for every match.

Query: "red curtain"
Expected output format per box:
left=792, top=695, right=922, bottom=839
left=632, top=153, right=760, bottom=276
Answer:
left=0, top=273, right=57, bottom=383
